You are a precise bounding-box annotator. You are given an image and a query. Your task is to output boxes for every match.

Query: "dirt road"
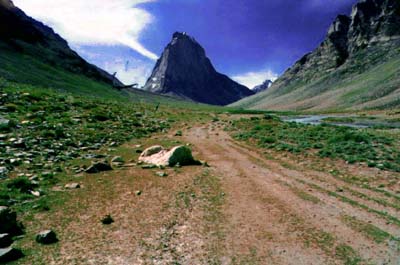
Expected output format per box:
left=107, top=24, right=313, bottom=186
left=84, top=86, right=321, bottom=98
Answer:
left=20, top=121, right=400, bottom=264
left=183, top=122, right=400, bottom=265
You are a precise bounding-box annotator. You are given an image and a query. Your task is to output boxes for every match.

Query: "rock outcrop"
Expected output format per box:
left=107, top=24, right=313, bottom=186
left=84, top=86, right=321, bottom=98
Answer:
left=0, top=0, right=122, bottom=86
left=143, top=32, right=254, bottom=106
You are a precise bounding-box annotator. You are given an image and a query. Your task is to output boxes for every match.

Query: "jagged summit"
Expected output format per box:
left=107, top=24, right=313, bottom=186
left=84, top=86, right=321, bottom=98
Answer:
left=253, top=80, right=273, bottom=94
left=143, top=32, right=254, bottom=106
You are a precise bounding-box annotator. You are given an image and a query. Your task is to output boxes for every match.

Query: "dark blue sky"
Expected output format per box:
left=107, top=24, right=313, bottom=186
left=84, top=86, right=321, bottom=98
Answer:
left=139, top=0, right=357, bottom=76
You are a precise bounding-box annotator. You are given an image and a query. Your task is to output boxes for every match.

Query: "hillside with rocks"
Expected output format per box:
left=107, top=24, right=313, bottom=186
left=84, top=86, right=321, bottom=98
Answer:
left=232, top=0, right=400, bottom=111
left=143, top=32, right=254, bottom=106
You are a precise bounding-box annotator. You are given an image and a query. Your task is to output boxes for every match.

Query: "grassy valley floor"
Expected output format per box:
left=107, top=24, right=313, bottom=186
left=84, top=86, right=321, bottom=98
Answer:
left=1, top=82, right=400, bottom=264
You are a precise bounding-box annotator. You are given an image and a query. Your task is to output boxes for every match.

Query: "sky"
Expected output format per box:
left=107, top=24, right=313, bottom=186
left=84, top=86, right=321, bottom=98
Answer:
left=13, top=0, right=357, bottom=88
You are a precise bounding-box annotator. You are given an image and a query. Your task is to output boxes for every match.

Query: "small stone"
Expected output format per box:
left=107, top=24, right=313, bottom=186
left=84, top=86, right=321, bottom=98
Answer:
left=0, top=234, right=12, bottom=248
left=65, top=183, right=80, bottom=190
left=35, top=230, right=58, bottom=244
left=101, top=215, right=114, bottom=225
left=141, top=164, right=157, bottom=169
left=41, top=171, right=53, bottom=178
left=30, top=191, right=41, bottom=197
left=156, top=171, right=168, bottom=177
left=85, top=161, right=113, bottom=174
left=0, top=247, right=24, bottom=262
left=0, top=167, right=8, bottom=179
left=201, top=161, right=210, bottom=167
left=111, top=156, right=124, bottom=164
left=135, top=190, right=142, bottom=196
left=122, top=163, right=136, bottom=168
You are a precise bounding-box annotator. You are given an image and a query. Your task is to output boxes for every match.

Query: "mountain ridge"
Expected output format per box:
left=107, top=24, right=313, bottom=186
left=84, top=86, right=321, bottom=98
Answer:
left=0, top=0, right=122, bottom=87
left=232, top=0, right=400, bottom=111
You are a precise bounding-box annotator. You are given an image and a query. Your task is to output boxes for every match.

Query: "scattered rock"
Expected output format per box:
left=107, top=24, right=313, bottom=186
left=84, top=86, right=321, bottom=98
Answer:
left=0, top=117, right=10, bottom=131
left=135, top=190, right=142, bottom=196
left=0, top=247, right=24, bottom=263
left=200, top=160, right=210, bottom=167
left=0, top=234, right=12, bottom=248
left=0, top=167, right=8, bottom=179
left=156, top=171, right=168, bottom=177
left=30, top=190, right=41, bottom=197
left=122, top=163, right=136, bottom=168
left=141, top=164, right=157, bottom=169
left=85, top=161, right=113, bottom=174
left=111, top=156, right=124, bottom=164
left=139, top=145, right=199, bottom=167
left=101, top=215, right=114, bottom=225
left=35, top=230, right=58, bottom=244
left=0, top=206, right=23, bottom=236
left=65, top=183, right=80, bottom=190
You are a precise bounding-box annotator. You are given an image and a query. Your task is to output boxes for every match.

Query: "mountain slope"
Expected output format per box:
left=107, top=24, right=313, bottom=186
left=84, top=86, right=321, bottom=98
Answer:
left=0, top=0, right=123, bottom=94
left=143, top=32, right=254, bottom=106
left=232, top=0, right=400, bottom=111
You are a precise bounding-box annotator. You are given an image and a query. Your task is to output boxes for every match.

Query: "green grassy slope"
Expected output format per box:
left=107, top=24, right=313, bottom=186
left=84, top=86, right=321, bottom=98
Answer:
left=0, top=43, right=225, bottom=111
left=231, top=54, right=400, bottom=112
left=0, top=44, right=123, bottom=99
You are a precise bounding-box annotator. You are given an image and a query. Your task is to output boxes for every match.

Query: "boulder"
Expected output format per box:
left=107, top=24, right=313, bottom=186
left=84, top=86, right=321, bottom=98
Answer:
left=0, top=206, right=23, bottom=236
left=139, top=145, right=198, bottom=167
left=35, top=230, right=58, bottom=244
left=85, top=161, right=112, bottom=174
left=0, top=247, right=23, bottom=263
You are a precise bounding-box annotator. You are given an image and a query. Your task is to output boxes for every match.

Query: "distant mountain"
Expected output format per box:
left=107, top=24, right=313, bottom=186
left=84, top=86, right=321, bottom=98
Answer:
left=253, top=80, right=273, bottom=93
left=143, top=32, right=254, bottom=106
left=232, top=0, right=400, bottom=111
left=0, top=0, right=122, bottom=87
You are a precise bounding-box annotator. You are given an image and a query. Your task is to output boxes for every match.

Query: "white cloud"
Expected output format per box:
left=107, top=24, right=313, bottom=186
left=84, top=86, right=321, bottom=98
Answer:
left=102, top=59, right=153, bottom=86
left=232, top=69, right=278, bottom=89
left=12, top=0, right=159, bottom=60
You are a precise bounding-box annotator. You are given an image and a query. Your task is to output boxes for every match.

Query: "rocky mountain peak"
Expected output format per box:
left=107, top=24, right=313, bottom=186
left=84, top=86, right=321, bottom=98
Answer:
left=253, top=80, right=273, bottom=94
left=143, top=32, right=254, bottom=105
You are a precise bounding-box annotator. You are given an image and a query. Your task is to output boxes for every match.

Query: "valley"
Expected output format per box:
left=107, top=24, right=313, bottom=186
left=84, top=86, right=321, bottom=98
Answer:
left=1, top=0, right=400, bottom=264
left=3, top=104, right=399, bottom=264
